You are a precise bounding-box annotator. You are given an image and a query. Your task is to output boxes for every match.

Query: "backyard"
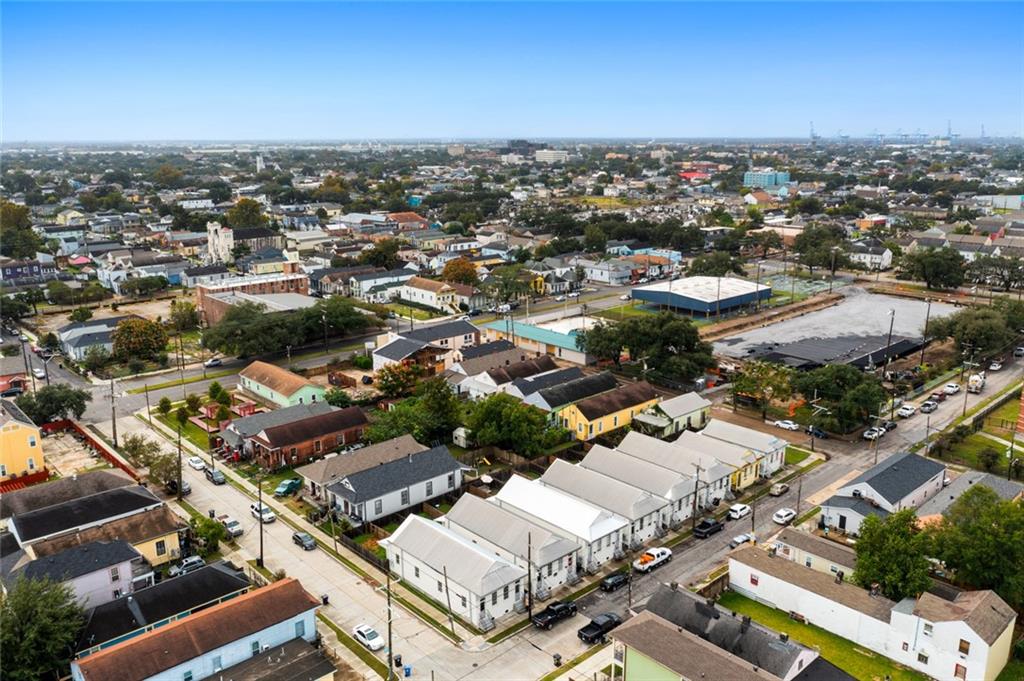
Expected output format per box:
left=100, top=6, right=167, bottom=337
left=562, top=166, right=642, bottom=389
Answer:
left=717, top=592, right=926, bottom=681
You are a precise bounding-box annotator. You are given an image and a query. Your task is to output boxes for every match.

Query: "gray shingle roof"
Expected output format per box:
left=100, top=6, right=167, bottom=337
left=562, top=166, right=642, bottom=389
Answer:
left=0, top=469, right=135, bottom=519
left=327, top=445, right=462, bottom=504
left=221, top=402, right=334, bottom=449
left=842, top=452, right=945, bottom=505
left=821, top=495, right=891, bottom=520
left=15, top=540, right=139, bottom=583
left=536, top=371, right=619, bottom=409
left=375, top=337, right=429, bottom=361
left=402, top=320, right=478, bottom=344
left=11, top=487, right=162, bottom=543
left=915, top=472, right=1024, bottom=518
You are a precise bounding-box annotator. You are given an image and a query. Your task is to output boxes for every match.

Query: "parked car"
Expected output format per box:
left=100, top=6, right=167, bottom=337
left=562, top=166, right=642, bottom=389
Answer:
left=989, top=360, right=1003, bottom=371
left=944, top=383, right=961, bottom=395
left=729, top=533, right=756, bottom=548
left=773, top=419, right=800, bottom=431
left=168, top=555, right=204, bottom=578
left=187, top=456, right=206, bottom=470
left=619, top=293, right=631, bottom=301
left=204, top=357, right=222, bottom=367
left=930, top=391, right=947, bottom=403
left=728, top=503, right=751, bottom=520
left=164, top=479, right=191, bottom=496
left=567, top=291, right=580, bottom=299
left=554, top=295, right=566, bottom=302
left=920, top=400, right=939, bottom=414
left=805, top=425, right=828, bottom=439
left=769, top=483, right=790, bottom=497
left=292, top=531, right=316, bottom=550
left=897, top=404, right=917, bottom=418
left=205, top=467, right=226, bottom=485
left=881, top=420, right=898, bottom=431
left=250, top=503, right=276, bottom=523
left=693, top=517, right=724, bottom=538
left=599, top=573, right=630, bottom=592
left=353, top=624, right=385, bottom=651
left=772, top=508, right=797, bottom=525
left=532, top=601, right=578, bottom=630
left=1014, top=347, right=1024, bottom=358
left=32, top=367, right=45, bottom=379
left=274, top=478, right=302, bottom=497
left=862, top=427, right=884, bottom=441
left=577, top=613, right=622, bottom=645
left=217, top=514, right=243, bottom=538
left=632, top=547, right=672, bottom=573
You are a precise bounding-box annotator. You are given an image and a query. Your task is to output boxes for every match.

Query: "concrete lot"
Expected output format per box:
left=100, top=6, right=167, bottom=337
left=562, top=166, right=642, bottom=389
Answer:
left=43, top=430, right=110, bottom=476
left=714, top=287, right=958, bottom=358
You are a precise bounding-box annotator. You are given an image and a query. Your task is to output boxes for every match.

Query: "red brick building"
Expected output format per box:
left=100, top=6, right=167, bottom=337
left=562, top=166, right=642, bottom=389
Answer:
left=195, top=270, right=309, bottom=325
left=249, top=406, right=368, bottom=469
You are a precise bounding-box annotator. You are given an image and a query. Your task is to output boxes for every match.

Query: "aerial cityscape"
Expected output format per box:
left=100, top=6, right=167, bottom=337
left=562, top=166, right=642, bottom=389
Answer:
left=1, top=2, right=1023, bottom=681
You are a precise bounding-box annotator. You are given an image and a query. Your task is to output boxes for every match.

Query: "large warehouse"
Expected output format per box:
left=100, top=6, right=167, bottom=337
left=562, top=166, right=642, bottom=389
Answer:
left=631, top=276, right=771, bottom=316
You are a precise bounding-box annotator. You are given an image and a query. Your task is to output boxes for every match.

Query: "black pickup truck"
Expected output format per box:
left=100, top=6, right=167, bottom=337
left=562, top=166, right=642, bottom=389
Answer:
left=532, top=601, right=577, bottom=630
left=577, top=613, right=622, bottom=644
left=693, top=517, right=724, bottom=539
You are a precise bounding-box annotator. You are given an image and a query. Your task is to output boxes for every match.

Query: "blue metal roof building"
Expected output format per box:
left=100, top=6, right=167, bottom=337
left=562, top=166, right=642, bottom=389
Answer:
left=631, top=276, right=771, bottom=316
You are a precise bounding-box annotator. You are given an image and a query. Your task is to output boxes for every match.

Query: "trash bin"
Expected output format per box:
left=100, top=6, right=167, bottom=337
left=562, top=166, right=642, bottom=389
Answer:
left=393, top=654, right=402, bottom=668
left=321, top=594, right=329, bottom=606
left=403, top=665, right=411, bottom=678
left=208, top=509, right=215, bottom=519
left=553, top=654, right=562, bottom=667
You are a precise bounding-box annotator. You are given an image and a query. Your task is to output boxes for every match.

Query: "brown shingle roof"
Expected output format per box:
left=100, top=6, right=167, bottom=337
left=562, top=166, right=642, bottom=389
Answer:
left=239, top=361, right=317, bottom=398
left=75, top=578, right=320, bottom=681
left=575, top=381, right=659, bottom=421
left=913, top=591, right=1015, bottom=645
left=775, top=528, right=857, bottom=571
left=31, top=506, right=185, bottom=557
left=730, top=546, right=895, bottom=621
left=485, top=355, right=557, bottom=384
left=405, top=276, right=451, bottom=293
left=295, top=434, right=426, bottom=485
left=387, top=211, right=427, bottom=224
left=255, top=406, right=368, bottom=449
left=612, top=611, right=779, bottom=681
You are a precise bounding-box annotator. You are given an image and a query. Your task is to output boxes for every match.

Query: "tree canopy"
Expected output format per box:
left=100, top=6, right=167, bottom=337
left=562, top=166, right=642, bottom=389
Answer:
left=0, top=201, right=42, bottom=259
left=791, top=364, right=886, bottom=432
left=359, top=238, right=402, bottom=270
left=464, top=392, right=562, bottom=457
left=15, top=383, right=91, bottom=424
left=901, top=248, right=966, bottom=290
left=853, top=509, right=932, bottom=601
left=0, top=576, right=85, bottom=681
left=224, top=198, right=267, bottom=229
left=112, top=318, right=168, bottom=360
left=441, top=257, right=479, bottom=286
left=686, top=252, right=746, bottom=277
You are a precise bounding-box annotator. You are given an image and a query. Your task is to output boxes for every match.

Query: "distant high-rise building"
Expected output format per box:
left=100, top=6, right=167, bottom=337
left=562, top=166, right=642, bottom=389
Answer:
left=446, top=144, right=466, bottom=157
left=535, top=149, right=569, bottom=164
left=742, top=169, right=790, bottom=188
left=255, top=154, right=265, bottom=173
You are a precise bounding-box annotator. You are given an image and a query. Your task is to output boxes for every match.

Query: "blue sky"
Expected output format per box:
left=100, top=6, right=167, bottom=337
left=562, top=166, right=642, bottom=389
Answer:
left=3, top=2, right=1021, bottom=141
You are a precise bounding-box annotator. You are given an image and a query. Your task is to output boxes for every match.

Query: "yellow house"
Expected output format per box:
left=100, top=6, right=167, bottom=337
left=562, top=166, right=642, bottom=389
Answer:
left=0, top=400, right=43, bottom=481
left=675, top=430, right=762, bottom=492
left=29, top=506, right=186, bottom=567
left=562, top=382, right=660, bottom=441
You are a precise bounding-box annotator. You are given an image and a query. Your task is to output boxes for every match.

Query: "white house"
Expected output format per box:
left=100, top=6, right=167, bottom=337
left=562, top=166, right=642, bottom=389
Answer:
left=393, top=276, right=458, bottom=313
left=325, top=445, right=464, bottom=523
left=616, top=431, right=733, bottom=508
left=491, top=475, right=629, bottom=574
left=700, top=419, right=787, bottom=478
left=821, top=452, right=946, bottom=535
left=350, top=268, right=416, bottom=302
left=538, top=459, right=670, bottom=549
left=729, top=546, right=1016, bottom=681
left=633, top=392, right=712, bottom=437
left=579, top=445, right=696, bottom=527
left=382, top=515, right=527, bottom=631
left=848, top=237, right=894, bottom=271
left=441, top=494, right=579, bottom=599
left=71, top=578, right=322, bottom=681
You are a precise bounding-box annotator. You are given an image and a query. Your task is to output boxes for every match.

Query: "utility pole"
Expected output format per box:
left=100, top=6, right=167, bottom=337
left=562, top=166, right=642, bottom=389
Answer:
left=796, top=472, right=804, bottom=518
left=176, top=426, right=183, bottom=502
left=386, top=563, right=396, bottom=681
left=883, top=309, right=896, bottom=419
left=828, top=247, right=838, bottom=294
left=962, top=348, right=976, bottom=417
left=750, top=499, right=756, bottom=535
left=691, top=463, right=704, bottom=530
left=924, top=414, right=932, bottom=456
left=144, top=383, right=152, bottom=426
left=177, top=334, right=187, bottom=401
left=321, top=312, right=329, bottom=353
left=919, top=298, right=932, bottom=366
left=257, top=472, right=265, bottom=567
left=526, top=533, right=533, bottom=622
left=109, top=378, right=118, bottom=449
left=21, top=340, right=36, bottom=392
left=441, top=566, right=457, bottom=638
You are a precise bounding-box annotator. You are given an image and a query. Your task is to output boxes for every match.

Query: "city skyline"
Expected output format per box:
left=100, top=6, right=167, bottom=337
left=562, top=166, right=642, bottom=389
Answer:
left=3, top=1, right=1022, bottom=142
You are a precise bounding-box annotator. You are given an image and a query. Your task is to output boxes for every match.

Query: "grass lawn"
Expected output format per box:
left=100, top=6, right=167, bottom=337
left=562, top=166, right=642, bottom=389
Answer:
left=592, top=303, right=656, bottom=321
left=785, top=446, right=811, bottom=466
left=717, top=592, right=926, bottom=681
left=946, top=432, right=1014, bottom=476
left=996, top=659, right=1024, bottom=681
left=128, top=368, right=236, bottom=394
left=155, top=411, right=214, bottom=451
left=385, top=302, right=439, bottom=321
left=984, top=397, right=1020, bottom=436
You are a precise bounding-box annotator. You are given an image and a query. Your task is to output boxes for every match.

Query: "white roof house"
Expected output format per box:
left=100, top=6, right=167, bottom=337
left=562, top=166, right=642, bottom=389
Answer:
left=656, top=392, right=712, bottom=420
left=580, top=445, right=696, bottom=506
left=676, top=430, right=761, bottom=471
left=538, top=459, right=668, bottom=523
left=492, top=474, right=628, bottom=545
left=442, top=494, right=577, bottom=571
left=700, top=420, right=787, bottom=457
left=383, top=515, right=526, bottom=596
left=616, top=431, right=732, bottom=486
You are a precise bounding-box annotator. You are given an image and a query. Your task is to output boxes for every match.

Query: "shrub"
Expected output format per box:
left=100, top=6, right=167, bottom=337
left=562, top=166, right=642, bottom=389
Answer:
left=352, top=354, right=372, bottom=370
left=127, top=358, right=145, bottom=374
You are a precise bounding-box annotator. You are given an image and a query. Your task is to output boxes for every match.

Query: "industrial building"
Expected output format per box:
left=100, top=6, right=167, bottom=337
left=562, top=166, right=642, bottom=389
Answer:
left=631, top=276, right=771, bottom=316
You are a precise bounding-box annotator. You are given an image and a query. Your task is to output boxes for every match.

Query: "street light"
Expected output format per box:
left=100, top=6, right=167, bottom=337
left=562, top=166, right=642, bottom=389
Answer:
left=828, top=247, right=839, bottom=294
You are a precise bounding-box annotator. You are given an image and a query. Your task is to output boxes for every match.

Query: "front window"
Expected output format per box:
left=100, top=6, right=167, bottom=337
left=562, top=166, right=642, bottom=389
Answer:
left=491, top=592, right=497, bottom=605
left=958, top=639, right=970, bottom=656
left=156, top=540, right=166, bottom=556
left=954, top=664, right=967, bottom=680
left=918, top=653, right=928, bottom=665
left=374, top=499, right=383, bottom=516
left=749, top=574, right=759, bottom=586
left=425, top=481, right=433, bottom=496
left=923, top=623, right=933, bottom=636
left=27, top=458, right=35, bottom=470
left=448, top=473, right=455, bottom=488
left=401, top=490, right=409, bottom=505
left=28, top=436, right=36, bottom=447
left=110, top=567, right=120, bottom=582
left=251, top=640, right=260, bottom=656
left=295, top=620, right=306, bottom=638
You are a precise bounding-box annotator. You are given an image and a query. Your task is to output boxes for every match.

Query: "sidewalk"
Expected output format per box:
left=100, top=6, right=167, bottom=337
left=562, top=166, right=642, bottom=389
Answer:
left=138, top=408, right=478, bottom=645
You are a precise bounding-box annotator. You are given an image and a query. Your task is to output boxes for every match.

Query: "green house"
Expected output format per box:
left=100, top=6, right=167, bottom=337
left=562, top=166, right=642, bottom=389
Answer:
left=238, top=361, right=326, bottom=408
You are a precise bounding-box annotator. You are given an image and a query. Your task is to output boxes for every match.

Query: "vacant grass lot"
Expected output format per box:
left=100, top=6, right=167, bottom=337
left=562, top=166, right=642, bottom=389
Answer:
left=784, top=446, right=811, bottom=466
left=593, top=303, right=656, bottom=321
left=946, top=432, right=1016, bottom=477
left=717, top=592, right=926, bottom=681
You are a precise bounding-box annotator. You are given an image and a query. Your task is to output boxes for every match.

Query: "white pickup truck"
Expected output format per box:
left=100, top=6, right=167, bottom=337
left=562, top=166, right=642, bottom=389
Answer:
left=218, top=514, right=243, bottom=538
left=632, top=547, right=672, bottom=573
left=250, top=503, right=276, bottom=524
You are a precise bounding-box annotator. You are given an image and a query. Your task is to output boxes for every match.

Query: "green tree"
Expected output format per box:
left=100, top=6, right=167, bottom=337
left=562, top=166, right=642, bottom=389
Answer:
left=583, top=225, right=607, bottom=252
left=45, top=280, right=74, bottom=306
left=216, top=404, right=232, bottom=421
left=375, top=363, right=420, bottom=398
left=0, top=296, right=31, bottom=322
left=928, top=485, right=1024, bottom=607
left=185, top=393, right=202, bottom=413
left=484, top=264, right=530, bottom=303
left=853, top=509, right=931, bottom=601
left=441, top=257, right=479, bottom=286
left=169, top=300, right=200, bottom=331
left=152, top=163, right=184, bottom=187
left=748, top=229, right=781, bottom=257
left=120, top=275, right=169, bottom=298
left=112, top=318, right=168, bottom=360
left=224, top=198, right=267, bottom=229
left=415, top=377, right=462, bottom=442
left=175, top=406, right=189, bottom=429
left=792, top=224, right=850, bottom=275
left=324, top=387, right=352, bottom=408
left=68, top=307, right=93, bottom=323
left=927, top=307, right=1012, bottom=355
left=202, top=301, right=290, bottom=357
left=119, top=432, right=162, bottom=467
left=465, top=393, right=551, bottom=457
left=208, top=381, right=224, bottom=401
left=0, top=201, right=42, bottom=259
left=0, top=576, right=85, bottom=681
left=901, top=248, right=966, bottom=290
left=792, top=364, right=885, bottom=432
left=687, top=252, right=746, bottom=277
left=189, top=515, right=227, bottom=557
left=15, top=383, right=91, bottom=424
left=731, top=361, right=794, bottom=419
left=83, top=345, right=110, bottom=373
left=358, top=238, right=401, bottom=269
left=157, top=396, right=172, bottom=417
